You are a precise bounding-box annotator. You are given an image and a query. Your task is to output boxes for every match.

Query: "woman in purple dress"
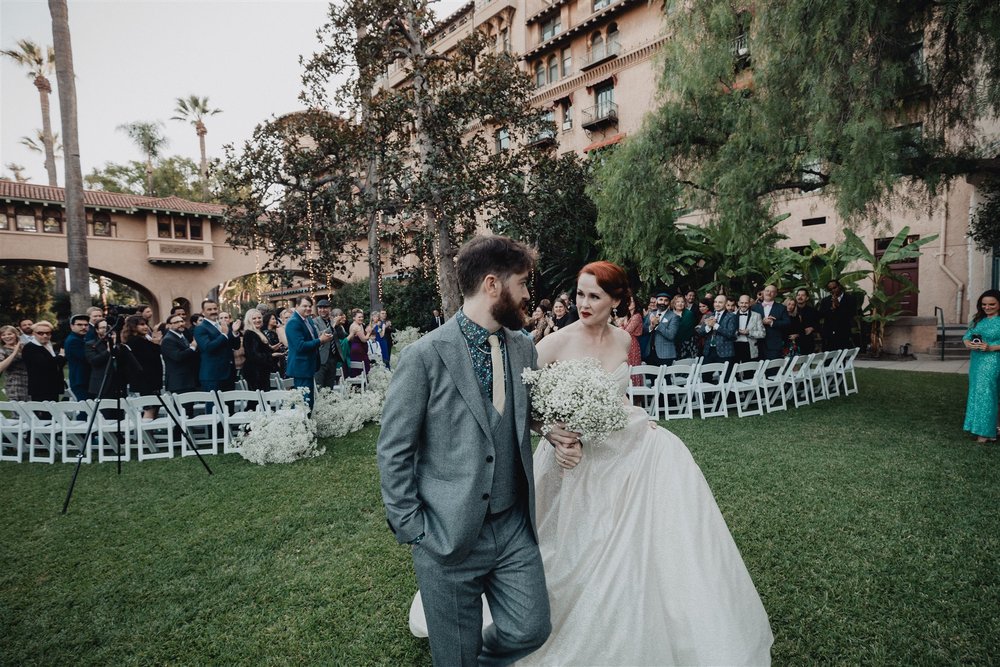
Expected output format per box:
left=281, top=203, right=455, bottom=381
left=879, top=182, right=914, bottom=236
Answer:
left=347, top=309, right=373, bottom=377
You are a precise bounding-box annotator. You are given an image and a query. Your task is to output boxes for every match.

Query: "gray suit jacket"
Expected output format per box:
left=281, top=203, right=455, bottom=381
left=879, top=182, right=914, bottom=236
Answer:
left=376, top=317, right=538, bottom=565
left=652, top=310, right=681, bottom=360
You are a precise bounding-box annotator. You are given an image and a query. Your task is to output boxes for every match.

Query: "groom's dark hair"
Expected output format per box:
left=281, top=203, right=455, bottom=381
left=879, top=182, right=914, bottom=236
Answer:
left=456, top=235, right=536, bottom=297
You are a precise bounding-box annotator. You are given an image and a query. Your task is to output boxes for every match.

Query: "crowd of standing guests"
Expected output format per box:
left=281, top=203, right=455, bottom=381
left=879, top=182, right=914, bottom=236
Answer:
left=0, top=297, right=398, bottom=407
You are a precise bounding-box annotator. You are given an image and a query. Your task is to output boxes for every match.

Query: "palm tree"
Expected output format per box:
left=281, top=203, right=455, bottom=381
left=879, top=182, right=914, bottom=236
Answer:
left=171, top=95, right=221, bottom=198
left=20, top=129, right=62, bottom=158
left=117, top=120, right=168, bottom=195
left=1, top=39, right=58, bottom=186
left=48, top=0, right=91, bottom=316
left=3, top=163, right=31, bottom=183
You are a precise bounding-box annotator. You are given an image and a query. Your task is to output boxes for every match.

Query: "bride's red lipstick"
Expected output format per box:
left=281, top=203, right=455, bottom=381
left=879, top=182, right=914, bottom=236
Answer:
left=580, top=312, right=592, bottom=318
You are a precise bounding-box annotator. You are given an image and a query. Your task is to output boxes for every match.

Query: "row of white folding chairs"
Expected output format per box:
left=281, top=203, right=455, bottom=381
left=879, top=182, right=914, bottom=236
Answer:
left=0, top=388, right=304, bottom=464
left=626, top=348, right=860, bottom=421
left=268, top=361, right=368, bottom=393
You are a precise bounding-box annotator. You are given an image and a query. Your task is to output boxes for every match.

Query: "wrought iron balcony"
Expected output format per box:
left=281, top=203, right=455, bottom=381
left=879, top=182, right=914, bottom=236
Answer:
left=581, top=38, right=620, bottom=71
left=581, top=102, right=618, bottom=130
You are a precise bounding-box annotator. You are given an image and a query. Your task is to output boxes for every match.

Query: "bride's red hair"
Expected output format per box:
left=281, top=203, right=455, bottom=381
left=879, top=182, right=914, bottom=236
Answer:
left=578, top=261, right=631, bottom=315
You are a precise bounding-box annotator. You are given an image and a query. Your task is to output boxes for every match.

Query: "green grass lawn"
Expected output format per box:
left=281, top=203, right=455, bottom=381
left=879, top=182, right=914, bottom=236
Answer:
left=1, top=368, right=997, bottom=665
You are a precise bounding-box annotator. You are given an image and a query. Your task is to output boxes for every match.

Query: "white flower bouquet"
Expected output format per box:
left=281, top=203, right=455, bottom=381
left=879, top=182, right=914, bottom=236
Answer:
left=236, top=389, right=326, bottom=465
left=392, top=326, right=423, bottom=354
left=521, top=357, right=628, bottom=444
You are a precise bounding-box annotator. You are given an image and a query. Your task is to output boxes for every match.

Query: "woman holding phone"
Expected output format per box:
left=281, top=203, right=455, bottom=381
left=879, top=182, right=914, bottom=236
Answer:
left=962, top=289, right=1000, bottom=442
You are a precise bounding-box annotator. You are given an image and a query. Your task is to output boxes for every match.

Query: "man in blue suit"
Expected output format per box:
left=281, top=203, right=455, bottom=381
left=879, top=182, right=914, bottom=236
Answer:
left=64, top=314, right=92, bottom=400
left=285, top=296, right=333, bottom=409
left=696, top=295, right=738, bottom=366
left=194, top=298, right=241, bottom=393
left=750, top=285, right=790, bottom=360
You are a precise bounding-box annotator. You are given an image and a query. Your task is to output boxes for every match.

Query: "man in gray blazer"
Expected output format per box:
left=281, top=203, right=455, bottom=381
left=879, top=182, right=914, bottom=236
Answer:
left=377, top=235, right=579, bottom=666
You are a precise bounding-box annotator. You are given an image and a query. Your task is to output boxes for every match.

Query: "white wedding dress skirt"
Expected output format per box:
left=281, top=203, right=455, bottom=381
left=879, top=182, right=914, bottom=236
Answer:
left=410, top=364, right=773, bottom=665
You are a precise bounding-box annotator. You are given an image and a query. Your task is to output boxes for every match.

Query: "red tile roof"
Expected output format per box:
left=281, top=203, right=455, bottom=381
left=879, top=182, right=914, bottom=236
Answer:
left=0, top=179, right=226, bottom=217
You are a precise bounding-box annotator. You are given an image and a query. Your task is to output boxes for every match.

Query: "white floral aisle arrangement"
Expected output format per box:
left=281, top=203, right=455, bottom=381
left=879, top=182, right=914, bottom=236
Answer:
left=392, top=326, right=422, bottom=354
left=312, top=365, right=393, bottom=439
left=522, top=357, right=629, bottom=444
left=236, top=390, right=326, bottom=465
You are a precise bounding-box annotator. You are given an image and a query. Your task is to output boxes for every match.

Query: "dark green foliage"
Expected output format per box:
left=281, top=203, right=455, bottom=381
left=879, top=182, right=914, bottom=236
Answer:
left=84, top=156, right=219, bottom=202
left=0, top=264, right=53, bottom=323
left=333, top=271, right=440, bottom=330
left=968, top=178, right=1000, bottom=252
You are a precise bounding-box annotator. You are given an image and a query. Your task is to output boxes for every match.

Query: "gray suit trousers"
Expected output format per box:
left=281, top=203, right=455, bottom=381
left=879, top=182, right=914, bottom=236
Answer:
left=412, top=503, right=551, bottom=666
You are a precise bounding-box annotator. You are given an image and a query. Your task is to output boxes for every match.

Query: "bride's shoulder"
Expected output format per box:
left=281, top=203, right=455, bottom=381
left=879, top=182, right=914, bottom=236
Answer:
left=535, top=327, right=571, bottom=366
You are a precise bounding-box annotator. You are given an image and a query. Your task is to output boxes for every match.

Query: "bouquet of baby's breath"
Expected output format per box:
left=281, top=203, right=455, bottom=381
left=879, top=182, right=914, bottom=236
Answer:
left=521, top=357, right=628, bottom=444
left=236, top=389, right=325, bottom=465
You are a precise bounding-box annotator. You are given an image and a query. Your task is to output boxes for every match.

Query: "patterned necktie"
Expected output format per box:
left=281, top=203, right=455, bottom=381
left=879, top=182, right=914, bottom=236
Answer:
left=488, top=334, right=505, bottom=414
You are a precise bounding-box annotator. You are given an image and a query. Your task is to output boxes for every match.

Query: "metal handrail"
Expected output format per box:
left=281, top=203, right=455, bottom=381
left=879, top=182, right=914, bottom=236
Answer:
left=933, top=306, right=945, bottom=361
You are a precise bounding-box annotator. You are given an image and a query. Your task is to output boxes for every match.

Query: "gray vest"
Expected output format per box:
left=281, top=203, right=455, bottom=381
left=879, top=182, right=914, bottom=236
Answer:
left=484, top=344, right=524, bottom=515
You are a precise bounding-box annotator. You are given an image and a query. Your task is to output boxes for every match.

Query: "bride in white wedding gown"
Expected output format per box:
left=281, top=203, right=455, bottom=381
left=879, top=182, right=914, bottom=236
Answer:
left=411, top=262, right=773, bottom=665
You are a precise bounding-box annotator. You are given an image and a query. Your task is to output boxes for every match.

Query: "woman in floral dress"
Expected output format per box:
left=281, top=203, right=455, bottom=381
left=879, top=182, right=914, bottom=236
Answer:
left=963, top=289, right=1000, bottom=442
left=0, top=325, right=27, bottom=400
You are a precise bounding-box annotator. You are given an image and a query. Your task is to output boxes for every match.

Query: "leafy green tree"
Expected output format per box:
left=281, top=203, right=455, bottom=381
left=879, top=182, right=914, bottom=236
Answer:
left=1, top=39, right=58, bottom=186
left=0, top=265, right=53, bottom=323
left=85, top=156, right=217, bottom=201
left=117, top=121, right=169, bottom=195
left=223, top=0, right=551, bottom=316
left=595, top=0, right=1000, bottom=262
left=171, top=95, right=221, bottom=198
left=968, top=178, right=1000, bottom=252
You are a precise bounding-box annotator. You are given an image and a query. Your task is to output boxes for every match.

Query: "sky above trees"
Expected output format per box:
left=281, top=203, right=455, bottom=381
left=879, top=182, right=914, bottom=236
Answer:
left=0, top=0, right=467, bottom=187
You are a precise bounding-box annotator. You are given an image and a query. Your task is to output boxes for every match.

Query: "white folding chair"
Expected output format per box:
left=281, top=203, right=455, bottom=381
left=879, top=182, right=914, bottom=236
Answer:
left=127, top=395, right=176, bottom=460
left=345, top=361, right=368, bottom=392
left=838, top=347, right=860, bottom=396
left=258, top=389, right=301, bottom=413
left=758, top=357, right=791, bottom=413
left=48, top=400, right=95, bottom=463
left=692, top=361, right=730, bottom=419
left=269, top=372, right=283, bottom=390
left=0, top=400, right=28, bottom=462
left=627, top=364, right=662, bottom=418
left=659, top=362, right=697, bottom=420
left=728, top=360, right=765, bottom=418
left=806, top=352, right=830, bottom=402
left=172, top=392, right=224, bottom=457
left=783, top=354, right=814, bottom=408
left=820, top=349, right=845, bottom=399
left=92, top=398, right=133, bottom=463
left=217, top=389, right=265, bottom=453
left=15, top=401, right=59, bottom=464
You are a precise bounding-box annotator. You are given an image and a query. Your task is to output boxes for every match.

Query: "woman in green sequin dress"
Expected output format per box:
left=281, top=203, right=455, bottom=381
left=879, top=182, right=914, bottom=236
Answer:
left=962, top=290, right=1000, bottom=442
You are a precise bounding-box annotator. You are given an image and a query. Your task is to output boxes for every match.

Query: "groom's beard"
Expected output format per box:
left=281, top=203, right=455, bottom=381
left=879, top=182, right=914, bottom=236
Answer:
left=492, top=285, right=529, bottom=330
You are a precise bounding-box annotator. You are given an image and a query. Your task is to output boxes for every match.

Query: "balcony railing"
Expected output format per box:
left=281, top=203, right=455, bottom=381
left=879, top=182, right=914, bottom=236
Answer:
left=581, top=101, right=618, bottom=130
left=732, top=33, right=749, bottom=61
left=581, top=38, right=620, bottom=70
left=528, top=127, right=557, bottom=146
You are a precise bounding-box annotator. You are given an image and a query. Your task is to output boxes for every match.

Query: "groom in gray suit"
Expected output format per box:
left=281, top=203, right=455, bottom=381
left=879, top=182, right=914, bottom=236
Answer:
left=378, top=236, right=577, bottom=666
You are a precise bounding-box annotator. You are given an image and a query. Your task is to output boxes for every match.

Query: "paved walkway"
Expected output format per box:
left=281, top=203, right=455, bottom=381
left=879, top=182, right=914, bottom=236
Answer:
left=854, top=354, right=967, bottom=374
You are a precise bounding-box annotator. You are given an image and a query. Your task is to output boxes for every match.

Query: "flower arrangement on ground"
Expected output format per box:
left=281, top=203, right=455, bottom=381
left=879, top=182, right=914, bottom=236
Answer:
left=392, top=326, right=422, bottom=354
left=236, top=389, right=326, bottom=465
left=312, top=365, right=393, bottom=439
left=522, top=357, right=629, bottom=444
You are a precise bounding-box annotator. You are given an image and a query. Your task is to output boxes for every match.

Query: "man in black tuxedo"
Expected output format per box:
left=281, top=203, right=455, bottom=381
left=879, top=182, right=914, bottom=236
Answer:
left=750, top=285, right=790, bottom=360
left=424, top=308, right=445, bottom=333
left=818, top=279, right=858, bottom=350
left=795, top=288, right=821, bottom=354
left=160, top=313, right=200, bottom=393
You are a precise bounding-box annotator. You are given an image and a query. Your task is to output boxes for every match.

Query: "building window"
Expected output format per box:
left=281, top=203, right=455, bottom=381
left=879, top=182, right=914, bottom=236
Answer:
left=536, top=110, right=556, bottom=142
left=607, top=23, right=619, bottom=51
left=157, top=214, right=172, bottom=239
left=802, top=217, right=826, bottom=227
left=595, top=81, right=615, bottom=117
left=541, top=16, right=561, bottom=42
left=500, top=28, right=510, bottom=53
left=15, top=205, right=36, bottom=232
left=0, top=213, right=8, bottom=230
left=548, top=56, right=559, bottom=84
left=174, top=217, right=188, bottom=239
left=562, top=100, right=573, bottom=131
left=42, top=207, right=62, bottom=233
left=93, top=212, right=112, bottom=237
left=535, top=61, right=546, bottom=88
left=594, top=0, right=612, bottom=10
left=591, top=32, right=604, bottom=56
left=561, top=48, right=573, bottom=77
left=190, top=220, right=203, bottom=240
left=495, top=128, right=510, bottom=153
